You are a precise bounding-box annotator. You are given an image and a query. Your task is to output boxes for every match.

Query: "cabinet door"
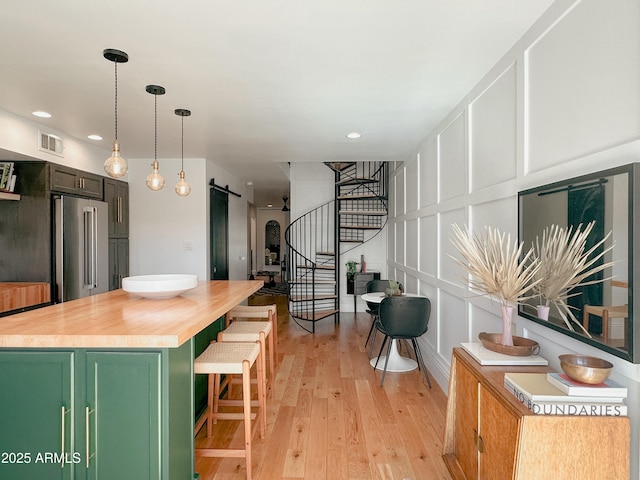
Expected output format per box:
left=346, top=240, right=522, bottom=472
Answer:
left=108, top=238, right=129, bottom=290
left=78, top=172, right=103, bottom=199
left=479, top=385, right=518, bottom=480
left=50, top=164, right=80, bottom=195
left=115, top=182, right=129, bottom=237
left=0, top=351, right=74, bottom=480
left=104, top=179, right=129, bottom=238
left=85, top=352, right=161, bottom=480
left=455, top=361, right=479, bottom=480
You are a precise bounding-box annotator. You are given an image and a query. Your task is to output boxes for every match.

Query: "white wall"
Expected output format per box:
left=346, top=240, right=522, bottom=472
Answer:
left=388, top=0, right=640, bottom=476
left=0, top=109, right=109, bottom=173
left=128, top=157, right=209, bottom=279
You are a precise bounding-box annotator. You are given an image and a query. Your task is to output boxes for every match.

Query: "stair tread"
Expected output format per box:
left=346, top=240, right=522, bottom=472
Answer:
left=315, top=251, right=335, bottom=256
left=290, top=294, right=338, bottom=302
left=337, top=193, right=382, bottom=200
left=340, top=239, right=364, bottom=243
left=296, top=264, right=335, bottom=270
left=292, top=309, right=340, bottom=321
left=324, top=162, right=355, bottom=172
left=289, top=280, right=336, bottom=284
left=339, top=210, right=387, bottom=216
left=340, top=224, right=381, bottom=230
left=336, top=177, right=379, bottom=186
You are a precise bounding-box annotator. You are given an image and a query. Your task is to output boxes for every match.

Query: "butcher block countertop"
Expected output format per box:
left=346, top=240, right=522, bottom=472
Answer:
left=0, top=280, right=262, bottom=349
left=0, top=282, right=51, bottom=313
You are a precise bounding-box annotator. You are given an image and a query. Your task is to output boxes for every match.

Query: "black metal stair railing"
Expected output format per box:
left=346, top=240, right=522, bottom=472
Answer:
left=285, top=161, right=389, bottom=333
left=335, top=162, right=388, bottom=253
left=284, top=199, right=339, bottom=333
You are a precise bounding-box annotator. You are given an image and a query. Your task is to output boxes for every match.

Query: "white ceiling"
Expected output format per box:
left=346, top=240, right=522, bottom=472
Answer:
left=0, top=1, right=555, bottom=198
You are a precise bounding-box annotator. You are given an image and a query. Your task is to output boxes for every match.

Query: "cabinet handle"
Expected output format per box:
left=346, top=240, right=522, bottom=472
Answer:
left=473, top=428, right=485, bottom=453
left=477, top=435, right=485, bottom=454
left=60, top=406, right=67, bottom=469
left=117, top=196, right=123, bottom=223
left=85, top=406, right=95, bottom=469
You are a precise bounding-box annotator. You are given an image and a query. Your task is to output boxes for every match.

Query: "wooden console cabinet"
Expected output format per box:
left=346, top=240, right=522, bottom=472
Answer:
left=443, top=347, right=629, bottom=480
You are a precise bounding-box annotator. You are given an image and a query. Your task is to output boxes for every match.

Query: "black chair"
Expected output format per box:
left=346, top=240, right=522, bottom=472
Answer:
left=373, top=296, right=432, bottom=388
left=364, top=280, right=403, bottom=354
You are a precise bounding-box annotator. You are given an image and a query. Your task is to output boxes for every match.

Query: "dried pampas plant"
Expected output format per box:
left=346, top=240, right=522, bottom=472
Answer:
left=532, top=222, right=614, bottom=335
left=450, top=224, right=541, bottom=307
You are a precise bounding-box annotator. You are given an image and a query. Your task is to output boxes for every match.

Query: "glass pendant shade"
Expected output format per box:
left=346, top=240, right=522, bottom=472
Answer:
left=104, top=140, right=128, bottom=178
left=146, top=160, right=165, bottom=191
left=175, top=170, right=191, bottom=196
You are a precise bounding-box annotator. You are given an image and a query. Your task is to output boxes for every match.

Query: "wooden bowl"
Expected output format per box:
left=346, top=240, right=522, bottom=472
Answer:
left=559, top=354, right=613, bottom=384
left=478, top=332, right=540, bottom=356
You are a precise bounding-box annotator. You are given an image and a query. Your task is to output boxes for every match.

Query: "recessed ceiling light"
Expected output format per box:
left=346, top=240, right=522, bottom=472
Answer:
left=267, top=204, right=273, bottom=208
left=88, top=134, right=103, bottom=141
left=32, top=111, right=52, bottom=118
left=246, top=181, right=254, bottom=186
left=346, top=132, right=361, bottom=139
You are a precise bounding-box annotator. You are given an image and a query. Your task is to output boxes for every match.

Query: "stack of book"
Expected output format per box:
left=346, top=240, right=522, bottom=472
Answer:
left=0, top=162, right=16, bottom=192
left=504, top=372, right=627, bottom=416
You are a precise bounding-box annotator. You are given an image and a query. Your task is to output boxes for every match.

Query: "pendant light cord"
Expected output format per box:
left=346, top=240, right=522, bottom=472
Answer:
left=154, top=93, right=158, bottom=161
left=114, top=61, right=119, bottom=141
left=181, top=115, right=184, bottom=171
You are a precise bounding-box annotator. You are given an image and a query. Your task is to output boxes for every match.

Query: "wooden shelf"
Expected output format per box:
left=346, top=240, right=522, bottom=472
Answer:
left=0, top=191, right=20, bottom=200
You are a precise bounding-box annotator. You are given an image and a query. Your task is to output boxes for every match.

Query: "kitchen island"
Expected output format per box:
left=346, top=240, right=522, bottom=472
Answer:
left=0, top=280, right=262, bottom=480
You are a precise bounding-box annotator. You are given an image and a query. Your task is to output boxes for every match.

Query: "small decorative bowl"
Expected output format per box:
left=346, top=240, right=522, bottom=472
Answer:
left=559, top=354, right=613, bottom=384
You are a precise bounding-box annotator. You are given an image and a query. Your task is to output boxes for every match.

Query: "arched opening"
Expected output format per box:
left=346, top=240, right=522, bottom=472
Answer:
left=264, top=220, right=281, bottom=265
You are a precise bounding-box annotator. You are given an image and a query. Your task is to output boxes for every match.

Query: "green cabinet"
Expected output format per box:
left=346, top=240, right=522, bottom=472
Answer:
left=0, top=346, right=194, bottom=480
left=85, top=352, right=160, bottom=479
left=0, top=351, right=74, bottom=480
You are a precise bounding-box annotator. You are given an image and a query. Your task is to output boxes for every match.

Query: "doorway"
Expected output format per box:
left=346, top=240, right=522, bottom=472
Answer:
left=210, top=188, right=229, bottom=280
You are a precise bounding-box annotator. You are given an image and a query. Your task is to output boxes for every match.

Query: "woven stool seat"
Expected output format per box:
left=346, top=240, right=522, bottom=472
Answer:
left=220, top=320, right=272, bottom=340
left=194, top=341, right=260, bottom=374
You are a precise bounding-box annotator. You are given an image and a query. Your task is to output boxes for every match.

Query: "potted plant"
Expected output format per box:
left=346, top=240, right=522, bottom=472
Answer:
left=450, top=224, right=541, bottom=347
left=345, top=260, right=358, bottom=294
left=531, top=222, right=614, bottom=335
left=385, top=280, right=403, bottom=296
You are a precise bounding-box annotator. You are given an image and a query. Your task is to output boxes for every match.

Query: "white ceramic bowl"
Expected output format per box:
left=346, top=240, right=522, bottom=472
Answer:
left=122, top=274, right=198, bottom=299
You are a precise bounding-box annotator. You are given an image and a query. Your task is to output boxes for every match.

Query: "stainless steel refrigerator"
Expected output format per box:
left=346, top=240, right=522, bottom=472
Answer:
left=54, top=196, right=109, bottom=302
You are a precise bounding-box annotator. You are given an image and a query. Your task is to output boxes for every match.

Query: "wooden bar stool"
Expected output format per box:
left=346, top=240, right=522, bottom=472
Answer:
left=218, top=321, right=273, bottom=399
left=194, top=341, right=265, bottom=480
left=226, top=304, right=278, bottom=371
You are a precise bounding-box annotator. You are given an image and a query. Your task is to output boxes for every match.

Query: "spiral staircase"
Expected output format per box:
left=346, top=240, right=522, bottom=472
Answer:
left=284, top=161, right=388, bottom=332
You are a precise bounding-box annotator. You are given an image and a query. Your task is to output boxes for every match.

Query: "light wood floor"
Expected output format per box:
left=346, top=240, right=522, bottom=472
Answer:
left=194, top=294, right=451, bottom=480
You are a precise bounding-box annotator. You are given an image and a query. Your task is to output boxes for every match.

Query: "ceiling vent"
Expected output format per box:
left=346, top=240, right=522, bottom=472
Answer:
left=38, top=131, right=64, bottom=157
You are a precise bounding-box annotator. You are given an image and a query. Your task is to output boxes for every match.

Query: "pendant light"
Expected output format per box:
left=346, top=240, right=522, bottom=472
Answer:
left=281, top=196, right=289, bottom=212
left=175, top=108, right=191, bottom=196
left=145, top=85, right=166, bottom=191
left=103, top=49, right=129, bottom=178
